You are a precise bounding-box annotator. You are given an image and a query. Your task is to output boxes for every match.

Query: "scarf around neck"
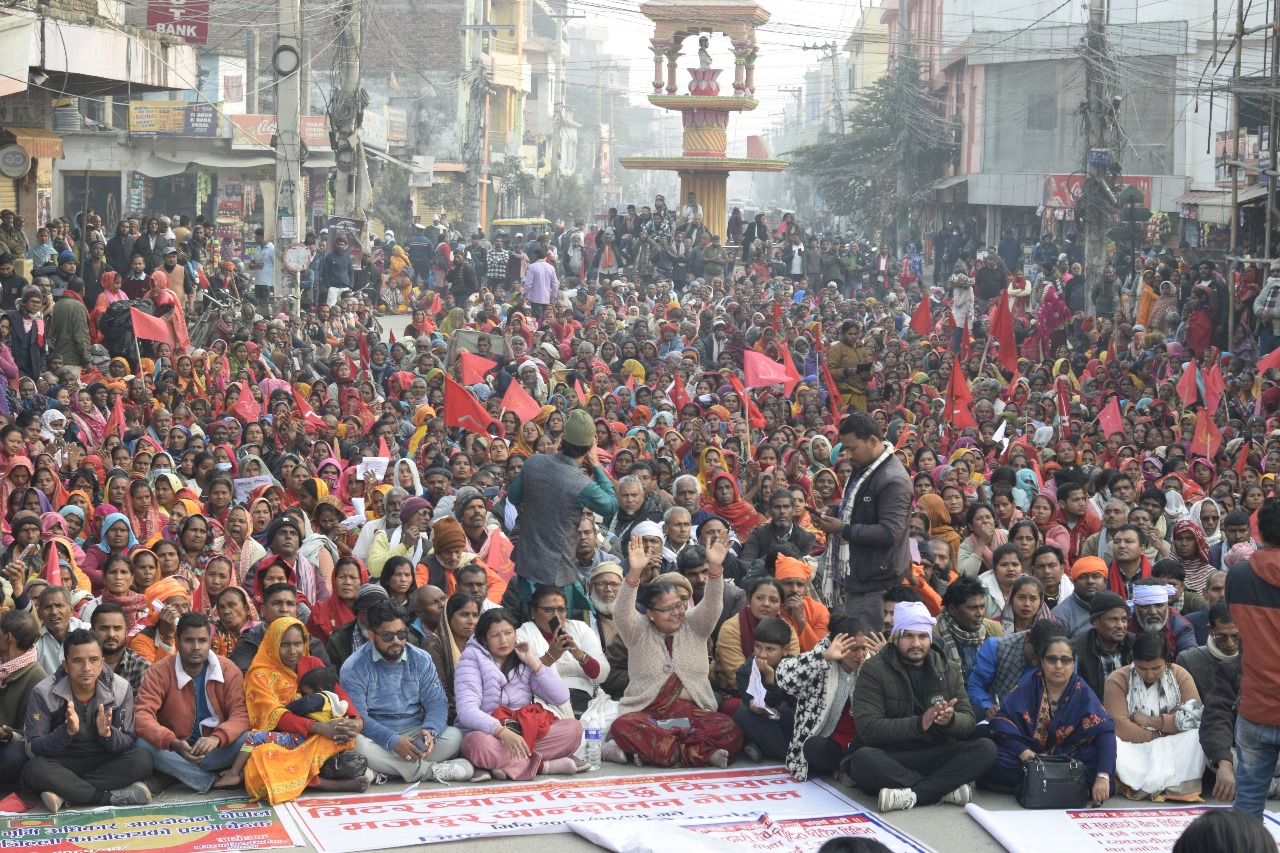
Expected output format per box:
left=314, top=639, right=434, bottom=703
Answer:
left=935, top=609, right=987, bottom=669
left=826, top=440, right=894, bottom=597
left=0, top=647, right=36, bottom=684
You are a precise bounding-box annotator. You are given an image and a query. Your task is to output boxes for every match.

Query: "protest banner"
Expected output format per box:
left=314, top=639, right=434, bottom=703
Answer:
left=234, top=474, right=276, bottom=505
left=282, top=766, right=885, bottom=851
left=569, top=812, right=934, bottom=853
left=0, top=798, right=299, bottom=853
left=966, top=804, right=1280, bottom=853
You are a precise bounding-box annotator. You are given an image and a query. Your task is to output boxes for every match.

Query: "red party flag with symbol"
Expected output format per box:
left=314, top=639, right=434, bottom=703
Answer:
left=105, top=393, right=126, bottom=439
left=727, top=372, right=766, bottom=429
left=293, top=386, right=326, bottom=430
left=443, top=376, right=495, bottom=432
left=1175, top=362, right=1200, bottom=408
left=743, top=350, right=790, bottom=389
left=43, top=542, right=61, bottom=588
left=233, top=381, right=260, bottom=422
left=821, top=354, right=843, bottom=425
left=459, top=351, right=497, bottom=385
left=944, top=365, right=977, bottom=431
left=1098, top=397, right=1123, bottom=439
left=988, top=294, right=1018, bottom=372
left=668, top=376, right=692, bottom=415
left=909, top=296, right=932, bottom=336
left=1190, top=408, right=1223, bottom=459
left=775, top=341, right=802, bottom=398
left=500, top=379, right=542, bottom=423
left=130, top=307, right=171, bottom=343
left=1203, top=363, right=1226, bottom=414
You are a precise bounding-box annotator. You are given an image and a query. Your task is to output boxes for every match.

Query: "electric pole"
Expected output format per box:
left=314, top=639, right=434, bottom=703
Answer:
left=801, top=42, right=844, bottom=133
left=330, top=0, right=367, bottom=240
left=547, top=10, right=585, bottom=209
left=273, top=0, right=303, bottom=313
left=1079, top=0, right=1119, bottom=318
left=461, top=19, right=497, bottom=234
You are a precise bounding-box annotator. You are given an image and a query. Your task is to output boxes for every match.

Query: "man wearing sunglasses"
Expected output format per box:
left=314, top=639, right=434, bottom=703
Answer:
left=340, top=601, right=474, bottom=784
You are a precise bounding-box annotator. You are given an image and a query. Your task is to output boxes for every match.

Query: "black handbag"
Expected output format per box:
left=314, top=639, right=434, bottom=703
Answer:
left=1015, top=755, right=1090, bottom=809
left=318, top=749, right=368, bottom=780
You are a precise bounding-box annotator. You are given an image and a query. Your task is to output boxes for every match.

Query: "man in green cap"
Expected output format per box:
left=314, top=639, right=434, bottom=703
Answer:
left=506, top=409, right=618, bottom=618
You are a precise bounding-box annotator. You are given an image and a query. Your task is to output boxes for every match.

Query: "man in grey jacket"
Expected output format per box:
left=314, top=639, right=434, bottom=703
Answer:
left=22, top=629, right=153, bottom=812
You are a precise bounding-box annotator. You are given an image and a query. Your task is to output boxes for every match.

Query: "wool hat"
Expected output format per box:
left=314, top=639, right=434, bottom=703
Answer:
left=654, top=571, right=693, bottom=597
left=57, top=250, right=76, bottom=265
left=564, top=409, right=596, bottom=446
left=399, top=497, right=431, bottom=526
left=453, top=486, right=484, bottom=520
left=265, top=515, right=302, bottom=547
left=432, top=517, right=466, bottom=552
left=353, top=582, right=389, bottom=613
left=590, top=562, right=624, bottom=582
left=1088, top=591, right=1129, bottom=619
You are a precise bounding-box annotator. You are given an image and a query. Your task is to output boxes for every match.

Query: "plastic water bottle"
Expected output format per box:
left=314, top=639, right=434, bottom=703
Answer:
left=585, top=727, right=602, bottom=770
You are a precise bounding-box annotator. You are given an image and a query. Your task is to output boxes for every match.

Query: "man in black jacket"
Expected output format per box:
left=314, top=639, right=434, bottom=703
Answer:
left=814, top=411, right=912, bottom=633
left=446, top=252, right=478, bottom=305
left=740, top=488, right=816, bottom=563
left=0, top=254, right=28, bottom=311
left=105, top=221, right=134, bottom=275
left=848, top=602, right=996, bottom=812
left=1071, top=591, right=1134, bottom=699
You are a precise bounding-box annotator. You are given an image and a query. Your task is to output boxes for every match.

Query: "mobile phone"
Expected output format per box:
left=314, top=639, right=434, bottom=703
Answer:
left=411, top=736, right=429, bottom=753
left=805, top=504, right=824, bottom=517
left=548, top=616, right=562, bottom=636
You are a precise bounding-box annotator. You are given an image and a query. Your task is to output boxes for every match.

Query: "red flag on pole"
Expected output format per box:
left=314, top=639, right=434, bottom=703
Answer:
left=43, top=542, right=61, bottom=588
left=428, top=292, right=442, bottom=315
left=775, top=341, right=802, bottom=398
left=1175, top=362, right=1199, bottom=408
left=357, top=333, right=371, bottom=379
left=821, top=354, right=843, bottom=425
left=909, top=296, right=932, bottom=336
left=105, top=394, right=126, bottom=439
left=459, top=352, right=498, bottom=385
left=1203, top=363, right=1226, bottom=414
left=233, top=381, right=260, bottom=422
left=727, top=373, right=766, bottom=429
left=377, top=436, right=392, bottom=460
left=945, top=366, right=977, bottom=431
left=988, top=295, right=1018, bottom=372
left=1098, top=397, right=1123, bottom=439
left=1190, top=408, right=1223, bottom=459
left=293, top=387, right=327, bottom=430
left=1238, top=439, right=1252, bottom=479
left=500, top=380, right=543, bottom=423
left=743, top=350, right=790, bottom=389
left=668, top=377, right=692, bottom=415
left=130, top=307, right=171, bottom=343
left=443, top=376, right=495, bottom=432
left=1054, top=376, right=1072, bottom=435
left=625, top=373, right=636, bottom=391
left=388, top=328, right=396, bottom=345
left=574, top=378, right=589, bottom=406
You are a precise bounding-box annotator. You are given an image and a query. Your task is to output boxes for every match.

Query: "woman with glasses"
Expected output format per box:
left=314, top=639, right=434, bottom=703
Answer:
left=603, top=537, right=743, bottom=768
left=515, top=585, right=609, bottom=717
left=984, top=631, right=1116, bottom=804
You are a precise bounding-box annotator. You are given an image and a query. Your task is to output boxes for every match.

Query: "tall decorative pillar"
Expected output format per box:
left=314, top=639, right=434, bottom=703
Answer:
left=651, top=43, right=666, bottom=93
left=665, top=47, right=681, bottom=95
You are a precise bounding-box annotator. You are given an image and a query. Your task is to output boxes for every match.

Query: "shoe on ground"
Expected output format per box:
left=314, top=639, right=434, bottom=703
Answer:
left=941, top=784, right=971, bottom=806
left=600, top=740, right=629, bottom=764
left=877, top=787, right=917, bottom=813
left=109, top=782, right=152, bottom=807
left=40, top=791, right=64, bottom=814
left=470, top=769, right=493, bottom=783
left=430, top=759, right=475, bottom=784
left=742, top=742, right=763, bottom=762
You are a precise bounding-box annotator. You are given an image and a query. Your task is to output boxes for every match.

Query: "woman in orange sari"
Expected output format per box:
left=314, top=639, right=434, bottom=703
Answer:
left=213, top=618, right=368, bottom=802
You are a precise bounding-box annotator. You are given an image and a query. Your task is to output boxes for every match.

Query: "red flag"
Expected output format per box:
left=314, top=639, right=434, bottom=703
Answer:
left=388, top=328, right=396, bottom=345
left=443, top=376, right=495, bottom=432
left=1260, top=347, right=1280, bottom=373
left=1055, top=376, right=1072, bottom=435
left=357, top=333, right=371, bottom=379
left=1238, top=439, right=1252, bottom=479
left=428, top=292, right=442, bottom=314
left=988, top=295, right=1018, bottom=372
left=775, top=341, right=802, bottom=398
left=1098, top=397, right=1123, bottom=439
left=44, top=542, right=61, bottom=588
left=459, top=351, right=497, bottom=385
left=500, top=380, right=543, bottom=423
left=574, top=378, right=589, bottom=406
left=377, top=436, right=391, bottom=459
left=668, top=377, right=692, bottom=415
left=105, top=394, right=126, bottom=439
left=625, top=373, right=636, bottom=391
left=960, top=324, right=973, bottom=362
left=821, top=354, right=843, bottom=425
left=293, top=387, right=326, bottom=430
left=727, top=373, right=766, bottom=429
left=131, top=307, right=171, bottom=343
left=769, top=300, right=783, bottom=331
left=480, top=529, right=515, bottom=583
left=743, top=350, right=790, bottom=389
left=1190, top=408, right=1223, bottom=459
left=944, top=366, right=976, bottom=431
left=233, top=381, right=260, bottom=422
left=1203, top=363, right=1226, bottom=414
left=1175, top=362, right=1199, bottom=408
left=909, top=297, right=932, bottom=336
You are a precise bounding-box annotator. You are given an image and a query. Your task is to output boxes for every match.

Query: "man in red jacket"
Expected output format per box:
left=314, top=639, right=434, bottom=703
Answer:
left=1226, top=497, right=1280, bottom=817
left=134, top=612, right=249, bottom=793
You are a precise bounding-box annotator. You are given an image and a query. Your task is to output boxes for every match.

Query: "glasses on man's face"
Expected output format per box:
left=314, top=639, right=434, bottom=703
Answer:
left=1211, top=633, right=1240, bottom=646
left=538, top=606, right=567, bottom=615
left=593, top=581, right=621, bottom=592
left=651, top=600, right=688, bottom=615
left=378, top=629, right=409, bottom=643
left=1041, top=655, right=1075, bottom=667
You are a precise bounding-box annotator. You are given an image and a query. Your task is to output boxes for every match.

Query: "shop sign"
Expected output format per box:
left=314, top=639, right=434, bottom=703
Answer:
left=231, top=115, right=329, bottom=150
left=129, top=101, right=218, bottom=137
left=1042, top=174, right=1150, bottom=208
left=147, top=0, right=209, bottom=43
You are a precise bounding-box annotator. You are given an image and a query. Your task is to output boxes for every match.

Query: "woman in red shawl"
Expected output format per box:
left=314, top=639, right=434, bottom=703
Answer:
left=306, top=556, right=368, bottom=644
left=703, top=471, right=763, bottom=539
left=124, top=478, right=167, bottom=546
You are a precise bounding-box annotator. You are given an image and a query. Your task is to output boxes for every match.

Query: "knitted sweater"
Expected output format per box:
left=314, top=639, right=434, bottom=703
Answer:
left=615, top=569, right=724, bottom=714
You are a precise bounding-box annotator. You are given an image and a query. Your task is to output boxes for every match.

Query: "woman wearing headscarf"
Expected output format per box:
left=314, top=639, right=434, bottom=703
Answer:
left=124, top=478, right=167, bottom=546
left=69, top=387, right=108, bottom=447
left=1188, top=498, right=1222, bottom=548
left=1170, top=519, right=1214, bottom=595
left=702, top=471, right=763, bottom=540
left=213, top=618, right=367, bottom=802
left=306, top=556, right=368, bottom=645
left=79, top=511, right=138, bottom=594
left=918, top=494, right=962, bottom=568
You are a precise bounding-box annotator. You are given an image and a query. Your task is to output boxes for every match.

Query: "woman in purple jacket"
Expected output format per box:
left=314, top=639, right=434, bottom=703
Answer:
left=455, top=608, right=587, bottom=780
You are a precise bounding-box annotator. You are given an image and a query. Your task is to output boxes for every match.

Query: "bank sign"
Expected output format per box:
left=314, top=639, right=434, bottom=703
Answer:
left=147, top=0, right=209, bottom=43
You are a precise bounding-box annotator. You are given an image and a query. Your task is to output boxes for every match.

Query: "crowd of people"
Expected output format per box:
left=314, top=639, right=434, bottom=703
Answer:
left=0, top=197, right=1278, bottom=839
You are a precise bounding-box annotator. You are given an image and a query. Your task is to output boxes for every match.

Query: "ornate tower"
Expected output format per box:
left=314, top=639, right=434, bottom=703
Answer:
left=620, top=0, right=787, bottom=241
